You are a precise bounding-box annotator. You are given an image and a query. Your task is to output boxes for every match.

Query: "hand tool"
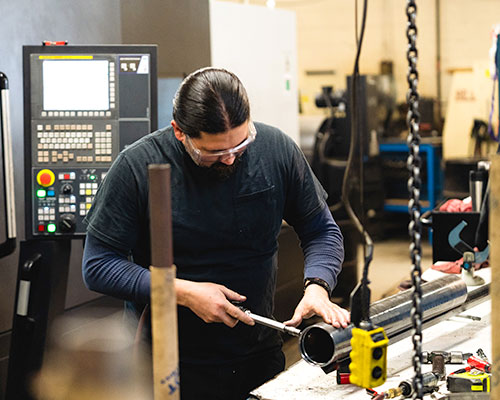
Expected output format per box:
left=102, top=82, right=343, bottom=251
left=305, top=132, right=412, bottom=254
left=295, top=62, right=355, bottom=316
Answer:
left=235, top=306, right=301, bottom=337
left=447, top=370, right=490, bottom=393
left=422, top=351, right=473, bottom=364
left=385, top=371, right=440, bottom=398
left=466, top=355, right=491, bottom=373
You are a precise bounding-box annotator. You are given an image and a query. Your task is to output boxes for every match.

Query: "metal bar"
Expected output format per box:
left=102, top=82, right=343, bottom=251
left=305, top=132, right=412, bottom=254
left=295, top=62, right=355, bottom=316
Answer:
left=149, top=164, right=173, bottom=269
left=0, top=73, right=16, bottom=239
left=299, top=275, right=468, bottom=368
left=242, top=310, right=301, bottom=337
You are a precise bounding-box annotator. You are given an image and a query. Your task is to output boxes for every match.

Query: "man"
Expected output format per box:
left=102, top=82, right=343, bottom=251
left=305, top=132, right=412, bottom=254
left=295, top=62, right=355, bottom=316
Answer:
left=82, top=67, right=349, bottom=399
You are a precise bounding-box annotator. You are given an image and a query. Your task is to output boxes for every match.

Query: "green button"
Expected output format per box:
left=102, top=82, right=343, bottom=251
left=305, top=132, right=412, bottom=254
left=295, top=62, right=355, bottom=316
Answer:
left=47, top=223, right=56, bottom=233
left=36, top=189, right=47, bottom=198
left=89, top=174, right=96, bottom=180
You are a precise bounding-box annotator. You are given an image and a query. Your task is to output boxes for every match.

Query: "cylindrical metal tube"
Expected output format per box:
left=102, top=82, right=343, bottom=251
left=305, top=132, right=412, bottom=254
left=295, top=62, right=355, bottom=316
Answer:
left=0, top=72, right=16, bottom=241
left=299, top=275, right=468, bottom=367
left=244, top=310, right=301, bottom=337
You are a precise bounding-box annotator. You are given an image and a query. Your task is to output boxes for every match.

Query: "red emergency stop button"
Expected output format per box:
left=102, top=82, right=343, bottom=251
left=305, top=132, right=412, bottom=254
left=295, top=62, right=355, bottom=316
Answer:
left=37, top=169, right=55, bottom=187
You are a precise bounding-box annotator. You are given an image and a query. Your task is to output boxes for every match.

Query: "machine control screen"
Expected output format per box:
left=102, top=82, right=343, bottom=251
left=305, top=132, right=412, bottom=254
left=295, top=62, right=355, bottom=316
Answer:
left=43, top=60, right=110, bottom=111
left=24, top=46, right=157, bottom=238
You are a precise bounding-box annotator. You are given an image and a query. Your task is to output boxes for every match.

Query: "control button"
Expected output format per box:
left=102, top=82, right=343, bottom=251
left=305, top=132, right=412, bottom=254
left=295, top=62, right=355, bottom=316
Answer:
left=36, top=169, right=55, bottom=187
left=58, top=214, right=76, bottom=233
left=61, top=183, right=73, bottom=195
left=47, top=223, right=57, bottom=233
left=47, top=190, right=55, bottom=197
left=38, top=224, right=45, bottom=232
left=36, top=189, right=46, bottom=198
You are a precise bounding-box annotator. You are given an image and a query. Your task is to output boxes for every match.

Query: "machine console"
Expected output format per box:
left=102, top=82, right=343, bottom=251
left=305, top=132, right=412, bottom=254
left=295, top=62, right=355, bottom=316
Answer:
left=24, top=45, right=157, bottom=238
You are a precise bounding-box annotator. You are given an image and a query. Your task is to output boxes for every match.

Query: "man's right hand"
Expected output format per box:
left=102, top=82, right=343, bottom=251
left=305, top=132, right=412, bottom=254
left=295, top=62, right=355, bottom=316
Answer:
left=175, top=279, right=255, bottom=328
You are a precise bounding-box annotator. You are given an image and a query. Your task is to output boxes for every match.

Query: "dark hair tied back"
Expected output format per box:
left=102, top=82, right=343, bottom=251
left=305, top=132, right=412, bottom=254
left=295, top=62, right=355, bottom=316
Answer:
left=173, top=67, right=250, bottom=138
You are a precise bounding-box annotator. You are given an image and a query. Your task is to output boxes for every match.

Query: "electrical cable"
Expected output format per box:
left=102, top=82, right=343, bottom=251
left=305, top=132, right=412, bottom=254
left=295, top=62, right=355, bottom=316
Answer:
left=341, top=0, right=372, bottom=291
left=355, top=0, right=359, bottom=45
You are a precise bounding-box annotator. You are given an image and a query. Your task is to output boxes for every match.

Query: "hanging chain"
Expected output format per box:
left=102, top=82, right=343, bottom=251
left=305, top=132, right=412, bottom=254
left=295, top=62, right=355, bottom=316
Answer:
left=406, top=1, right=423, bottom=399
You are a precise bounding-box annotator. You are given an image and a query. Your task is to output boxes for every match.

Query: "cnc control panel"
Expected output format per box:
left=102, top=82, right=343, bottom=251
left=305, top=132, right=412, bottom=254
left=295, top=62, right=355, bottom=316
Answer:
left=24, top=45, right=157, bottom=239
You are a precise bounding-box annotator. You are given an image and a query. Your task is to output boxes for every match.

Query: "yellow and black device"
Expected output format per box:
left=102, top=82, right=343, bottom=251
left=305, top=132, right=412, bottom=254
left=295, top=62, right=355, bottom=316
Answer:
left=348, top=273, right=388, bottom=389
left=349, top=326, right=388, bottom=388
left=447, top=371, right=491, bottom=393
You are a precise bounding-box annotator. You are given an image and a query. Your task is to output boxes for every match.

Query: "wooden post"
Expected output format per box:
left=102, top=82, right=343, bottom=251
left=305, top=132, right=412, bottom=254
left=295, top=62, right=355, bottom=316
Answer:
left=490, top=155, right=500, bottom=399
left=148, top=164, right=180, bottom=400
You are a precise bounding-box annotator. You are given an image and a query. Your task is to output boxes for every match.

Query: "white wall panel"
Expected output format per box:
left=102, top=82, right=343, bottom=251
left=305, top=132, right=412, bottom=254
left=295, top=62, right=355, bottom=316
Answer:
left=209, top=1, right=299, bottom=143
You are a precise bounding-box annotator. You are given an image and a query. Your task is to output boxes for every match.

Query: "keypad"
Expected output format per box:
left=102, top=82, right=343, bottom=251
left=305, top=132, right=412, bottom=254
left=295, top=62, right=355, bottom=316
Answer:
left=35, top=124, right=113, bottom=164
left=37, top=206, right=55, bottom=221
left=79, top=182, right=98, bottom=216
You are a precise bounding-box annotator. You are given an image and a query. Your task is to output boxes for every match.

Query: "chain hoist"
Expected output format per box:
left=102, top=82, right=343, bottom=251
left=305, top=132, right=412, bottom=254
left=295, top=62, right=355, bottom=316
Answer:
left=405, top=1, right=424, bottom=399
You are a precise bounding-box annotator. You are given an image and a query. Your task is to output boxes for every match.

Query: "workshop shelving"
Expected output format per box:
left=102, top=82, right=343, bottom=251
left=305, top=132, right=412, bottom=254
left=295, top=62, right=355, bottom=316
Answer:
left=379, top=140, right=443, bottom=213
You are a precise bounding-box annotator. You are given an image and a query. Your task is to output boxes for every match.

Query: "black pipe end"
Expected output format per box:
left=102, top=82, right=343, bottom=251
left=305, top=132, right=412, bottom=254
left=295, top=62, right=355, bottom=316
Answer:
left=0, top=72, right=8, bottom=89
left=301, top=326, right=335, bottom=365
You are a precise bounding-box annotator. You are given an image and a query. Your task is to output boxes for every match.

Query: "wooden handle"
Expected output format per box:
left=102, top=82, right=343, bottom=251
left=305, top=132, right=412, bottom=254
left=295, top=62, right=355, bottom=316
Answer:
left=148, top=164, right=179, bottom=400
left=150, top=266, right=179, bottom=399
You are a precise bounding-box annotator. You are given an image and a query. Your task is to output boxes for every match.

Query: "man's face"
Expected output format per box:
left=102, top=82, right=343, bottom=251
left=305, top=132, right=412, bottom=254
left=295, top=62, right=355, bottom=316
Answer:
left=173, top=120, right=256, bottom=180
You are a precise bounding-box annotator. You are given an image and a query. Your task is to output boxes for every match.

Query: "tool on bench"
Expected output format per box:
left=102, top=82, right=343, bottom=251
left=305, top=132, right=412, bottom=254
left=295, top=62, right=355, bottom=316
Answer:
left=384, top=371, right=440, bottom=398
left=447, top=371, right=490, bottom=393
left=234, top=305, right=301, bottom=337
left=422, top=351, right=473, bottom=364
left=448, top=221, right=488, bottom=286
left=450, top=355, right=492, bottom=375
left=467, top=356, right=491, bottom=373
left=446, top=349, right=492, bottom=393
left=385, top=354, right=446, bottom=398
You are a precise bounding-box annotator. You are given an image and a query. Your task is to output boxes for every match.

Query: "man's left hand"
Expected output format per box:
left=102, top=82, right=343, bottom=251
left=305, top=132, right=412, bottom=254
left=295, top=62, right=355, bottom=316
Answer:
left=284, top=284, right=350, bottom=329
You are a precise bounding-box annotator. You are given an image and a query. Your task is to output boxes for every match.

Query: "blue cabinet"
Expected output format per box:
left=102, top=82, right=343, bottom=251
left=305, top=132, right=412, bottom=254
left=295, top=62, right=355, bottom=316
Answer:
left=379, top=142, right=443, bottom=213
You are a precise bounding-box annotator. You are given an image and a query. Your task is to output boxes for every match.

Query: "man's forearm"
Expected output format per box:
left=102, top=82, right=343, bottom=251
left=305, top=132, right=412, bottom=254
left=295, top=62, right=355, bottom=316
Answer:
left=294, top=205, right=344, bottom=292
left=83, top=233, right=151, bottom=303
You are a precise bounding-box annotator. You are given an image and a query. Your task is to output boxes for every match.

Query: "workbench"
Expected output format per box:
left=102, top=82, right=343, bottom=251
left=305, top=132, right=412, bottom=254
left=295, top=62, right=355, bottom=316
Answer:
left=251, top=271, right=491, bottom=399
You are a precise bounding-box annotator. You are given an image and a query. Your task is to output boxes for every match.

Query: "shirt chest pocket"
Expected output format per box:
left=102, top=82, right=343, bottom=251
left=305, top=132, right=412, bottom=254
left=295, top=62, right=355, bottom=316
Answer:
left=234, top=185, right=276, bottom=239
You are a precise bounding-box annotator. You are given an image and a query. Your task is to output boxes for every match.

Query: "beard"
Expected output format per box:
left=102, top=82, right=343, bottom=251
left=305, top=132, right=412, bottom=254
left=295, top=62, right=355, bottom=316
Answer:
left=202, top=155, right=242, bottom=181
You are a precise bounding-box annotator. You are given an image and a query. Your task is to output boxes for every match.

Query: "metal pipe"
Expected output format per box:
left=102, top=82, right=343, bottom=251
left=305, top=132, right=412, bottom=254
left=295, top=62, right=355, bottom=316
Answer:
left=242, top=309, right=301, bottom=337
left=0, top=72, right=16, bottom=241
left=299, top=275, right=468, bottom=367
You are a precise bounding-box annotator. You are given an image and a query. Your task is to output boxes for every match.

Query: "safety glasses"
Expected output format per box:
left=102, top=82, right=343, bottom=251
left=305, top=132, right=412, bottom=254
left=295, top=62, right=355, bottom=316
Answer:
left=184, top=121, right=257, bottom=165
